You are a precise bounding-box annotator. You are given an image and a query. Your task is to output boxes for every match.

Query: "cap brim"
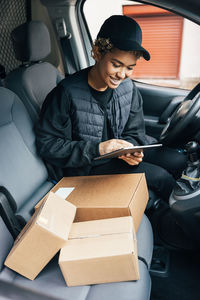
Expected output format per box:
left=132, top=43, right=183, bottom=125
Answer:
left=110, top=38, right=150, bottom=61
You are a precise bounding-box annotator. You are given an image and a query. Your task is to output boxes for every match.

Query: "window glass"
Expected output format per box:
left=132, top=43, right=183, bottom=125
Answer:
left=83, top=0, right=200, bottom=89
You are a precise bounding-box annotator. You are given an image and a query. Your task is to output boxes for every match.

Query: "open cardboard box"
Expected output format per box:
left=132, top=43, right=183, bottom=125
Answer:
left=35, top=173, right=148, bottom=232
left=59, top=216, right=139, bottom=286
left=5, top=192, right=76, bottom=280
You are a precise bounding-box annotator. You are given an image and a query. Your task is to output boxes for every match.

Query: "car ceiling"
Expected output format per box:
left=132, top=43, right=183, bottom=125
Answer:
left=42, top=0, right=200, bottom=24
left=138, top=0, right=200, bottom=24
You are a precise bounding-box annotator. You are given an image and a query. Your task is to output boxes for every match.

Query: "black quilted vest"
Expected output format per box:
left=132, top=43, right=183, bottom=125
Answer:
left=63, top=68, right=133, bottom=142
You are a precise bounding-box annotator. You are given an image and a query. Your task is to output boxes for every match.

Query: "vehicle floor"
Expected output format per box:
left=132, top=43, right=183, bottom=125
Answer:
left=148, top=205, right=200, bottom=300
left=150, top=249, right=200, bottom=300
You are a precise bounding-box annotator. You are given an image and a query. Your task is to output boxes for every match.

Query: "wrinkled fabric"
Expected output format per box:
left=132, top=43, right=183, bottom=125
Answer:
left=175, top=164, right=200, bottom=195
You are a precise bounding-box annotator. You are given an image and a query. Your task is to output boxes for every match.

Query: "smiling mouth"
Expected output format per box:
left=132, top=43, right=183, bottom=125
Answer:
left=110, top=77, right=121, bottom=85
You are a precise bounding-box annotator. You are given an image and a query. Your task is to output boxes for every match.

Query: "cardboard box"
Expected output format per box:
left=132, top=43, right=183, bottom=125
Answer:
left=59, top=216, right=139, bottom=286
left=36, top=173, right=148, bottom=232
left=5, top=192, right=76, bottom=280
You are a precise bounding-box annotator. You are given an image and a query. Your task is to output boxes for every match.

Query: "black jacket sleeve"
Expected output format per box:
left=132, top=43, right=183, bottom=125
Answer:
left=35, top=83, right=99, bottom=168
left=121, top=82, right=149, bottom=145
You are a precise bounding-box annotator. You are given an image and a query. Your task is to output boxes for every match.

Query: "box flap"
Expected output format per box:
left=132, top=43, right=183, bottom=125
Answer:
left=36, top=192, right=76, bottom=240
left=69, top=216, right=135, bottom=239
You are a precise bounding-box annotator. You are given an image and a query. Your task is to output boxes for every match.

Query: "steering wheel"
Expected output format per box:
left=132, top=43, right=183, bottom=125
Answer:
left=159, top=83, right=200, bottom=146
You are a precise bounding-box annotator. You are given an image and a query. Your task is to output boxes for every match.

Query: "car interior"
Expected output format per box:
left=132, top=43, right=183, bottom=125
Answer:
left=0, top=0, right=200, bottom=299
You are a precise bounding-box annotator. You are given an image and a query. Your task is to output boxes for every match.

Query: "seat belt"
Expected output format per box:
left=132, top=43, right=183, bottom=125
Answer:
left=0, top=188, right=22, bottom=239
left=0, top=64, right=6, bottom=86
left=54, top=17, right=78, bottom=75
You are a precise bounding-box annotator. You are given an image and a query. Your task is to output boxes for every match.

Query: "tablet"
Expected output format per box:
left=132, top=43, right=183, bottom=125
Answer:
left=93, top=143, right=163, bottom=160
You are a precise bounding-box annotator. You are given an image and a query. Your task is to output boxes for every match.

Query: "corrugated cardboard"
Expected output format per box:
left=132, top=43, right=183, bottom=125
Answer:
left=35, top=173, right=148, bottom=232
left=5, top=192, right=76, bottom=280
left=59, top=216, right=139, bottom=286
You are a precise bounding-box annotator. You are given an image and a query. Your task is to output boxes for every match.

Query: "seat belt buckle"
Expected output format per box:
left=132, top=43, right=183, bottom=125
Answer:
left=0, top=191, right=22, bottom=239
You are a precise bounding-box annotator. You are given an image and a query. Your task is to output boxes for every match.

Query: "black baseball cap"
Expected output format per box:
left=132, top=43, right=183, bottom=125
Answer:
left=97, top=15, right=150, bottom=61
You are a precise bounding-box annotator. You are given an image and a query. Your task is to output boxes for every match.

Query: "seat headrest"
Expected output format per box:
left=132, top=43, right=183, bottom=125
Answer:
left=11, top=21, right=51, bottom=62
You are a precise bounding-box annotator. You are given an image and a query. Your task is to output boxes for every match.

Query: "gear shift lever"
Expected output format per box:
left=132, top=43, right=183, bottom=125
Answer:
left=185, top=141, right=200, bottom=166
left=169, top=142, right=200, bottom=247
left=169, top=141, right=200, bottom=205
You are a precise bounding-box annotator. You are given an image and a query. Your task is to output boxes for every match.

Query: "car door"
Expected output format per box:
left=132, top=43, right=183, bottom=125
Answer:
left=80, top=0, right=200, bottom=144
left=135, top=82, right=188, bottom=140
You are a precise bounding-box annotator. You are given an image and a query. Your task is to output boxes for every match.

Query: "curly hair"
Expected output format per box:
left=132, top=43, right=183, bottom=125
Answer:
left=92, top=37, right=143, bottom=59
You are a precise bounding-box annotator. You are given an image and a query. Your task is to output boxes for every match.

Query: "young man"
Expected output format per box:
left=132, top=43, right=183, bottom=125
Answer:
left=35, top=15, right=175, bottom=201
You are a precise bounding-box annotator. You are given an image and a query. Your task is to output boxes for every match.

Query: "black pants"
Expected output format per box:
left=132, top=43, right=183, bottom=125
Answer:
left=90, top=148, right=187, bottom=202
left=144, top=147, right=187, bottom=179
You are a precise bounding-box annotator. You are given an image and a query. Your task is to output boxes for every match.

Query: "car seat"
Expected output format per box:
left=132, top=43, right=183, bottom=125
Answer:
left=0, top=86, right=153, bottom=299
left=0, top=87, right=54, bottom=223
left=5, top=20, right=64, bottom=123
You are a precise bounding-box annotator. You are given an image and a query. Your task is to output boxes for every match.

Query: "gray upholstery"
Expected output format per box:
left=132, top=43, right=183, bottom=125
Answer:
left=12, top=260, right=150, bottom=300
left=0, top=87, right=54, bottom=220
left=137, top=214, right=153, bottom=268
left=5, top=63, right=64, bottom=122
left=5, top=21, right=64, bottom=122
left=86, top=262, right=151, bottom=300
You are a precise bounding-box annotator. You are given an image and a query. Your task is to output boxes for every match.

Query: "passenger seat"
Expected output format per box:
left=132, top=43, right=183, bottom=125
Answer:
left=5, top=20, right=64, bottom=123
left=0, top=87, right=153, bottom=299
left=0, top=215, right=151, bottom=300
left=0, top=87, right=54, bottom=223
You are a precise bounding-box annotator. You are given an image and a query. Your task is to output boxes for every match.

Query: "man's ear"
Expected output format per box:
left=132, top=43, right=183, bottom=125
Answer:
left=91, top=45, right=102, bottom=62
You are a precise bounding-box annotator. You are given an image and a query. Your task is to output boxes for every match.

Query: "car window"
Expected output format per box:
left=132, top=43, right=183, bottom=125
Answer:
left=83, top=0, right=200, bottom=90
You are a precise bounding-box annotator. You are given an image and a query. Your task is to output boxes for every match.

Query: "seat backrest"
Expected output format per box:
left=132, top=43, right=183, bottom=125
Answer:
left=5, top=21, right=64, bottom=122
left=0, top=87, right=53, bottom=222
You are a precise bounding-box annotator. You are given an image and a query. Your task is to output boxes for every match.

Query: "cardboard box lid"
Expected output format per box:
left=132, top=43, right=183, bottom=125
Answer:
left=35, top=174, right=148, bottom=232
left=52, top=173, right=147, bottom=208
left=60, top=217, right=136, bottom=261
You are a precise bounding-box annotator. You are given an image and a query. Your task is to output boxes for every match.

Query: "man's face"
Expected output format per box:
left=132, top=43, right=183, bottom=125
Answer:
left=95, top=48, right=137, bottom=90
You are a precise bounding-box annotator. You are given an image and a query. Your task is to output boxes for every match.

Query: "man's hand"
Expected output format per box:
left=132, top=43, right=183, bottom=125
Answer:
left=118, top=151, right=144, bottom=166
left=99, top=139, right=133, bottom=156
